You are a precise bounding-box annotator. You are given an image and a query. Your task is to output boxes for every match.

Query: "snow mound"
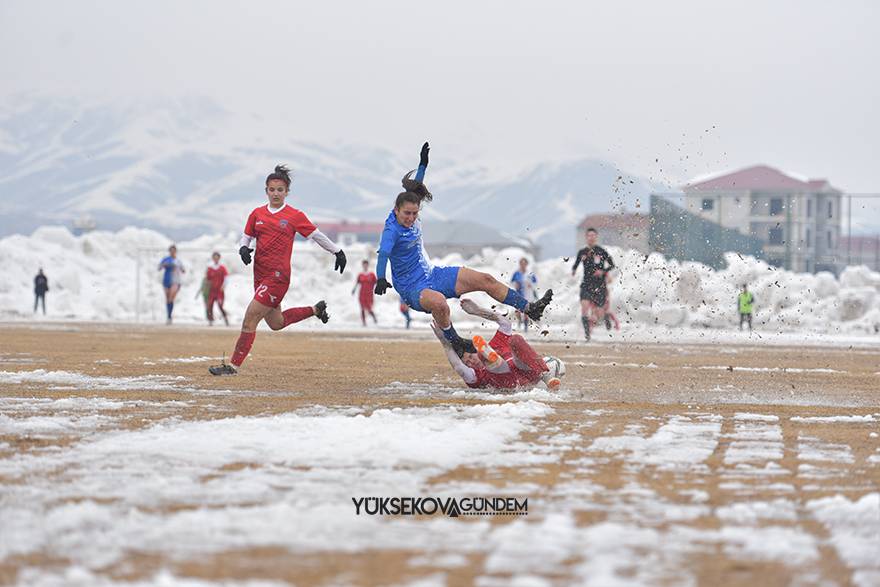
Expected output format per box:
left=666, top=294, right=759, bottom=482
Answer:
left=3, top=225, right=880, bottom=335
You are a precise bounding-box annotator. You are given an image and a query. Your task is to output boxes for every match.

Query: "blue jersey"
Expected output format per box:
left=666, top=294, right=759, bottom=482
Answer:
left=511, top=270, right=537, bottom=300
left=377, top=211, right=433, bottom=291
left=159, top=256, right=184, bottom=286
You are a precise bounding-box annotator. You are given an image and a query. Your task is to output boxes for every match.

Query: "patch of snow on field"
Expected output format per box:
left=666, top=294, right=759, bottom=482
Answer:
left=0, top=369, right=187, bottom=391
left=588, top=414, right=722, bottom=470
left=0, top=402, right=553, bottom=570
left=808, top=493, right=880, bottom=587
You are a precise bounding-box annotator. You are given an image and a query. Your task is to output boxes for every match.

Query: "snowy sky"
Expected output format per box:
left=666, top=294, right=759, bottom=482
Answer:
left=2, top=0, right=879, bottom=193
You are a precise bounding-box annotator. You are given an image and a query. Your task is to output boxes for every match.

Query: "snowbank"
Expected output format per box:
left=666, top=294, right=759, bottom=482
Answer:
left=2, top=225, right=880, bottom=336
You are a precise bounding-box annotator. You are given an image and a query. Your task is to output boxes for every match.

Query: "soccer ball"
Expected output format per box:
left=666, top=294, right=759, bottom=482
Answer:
left=543, top=356, right=566, bottom=378
left=542, top=356, right=565, bottom=389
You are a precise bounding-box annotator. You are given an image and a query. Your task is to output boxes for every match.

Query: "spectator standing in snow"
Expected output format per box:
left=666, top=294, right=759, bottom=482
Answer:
left=738, top=284, right=755, bottom=332
left=34, top=269, right=48, bottom=315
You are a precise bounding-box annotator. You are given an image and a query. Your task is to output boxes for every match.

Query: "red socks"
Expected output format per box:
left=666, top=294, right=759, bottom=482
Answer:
left=229, top=307, right=314, bottom=368
left=282, top=306, right=314, bottom=328
left=509, top=334, right=549, bottom=373
left=230, top=331, right=256, bottom=367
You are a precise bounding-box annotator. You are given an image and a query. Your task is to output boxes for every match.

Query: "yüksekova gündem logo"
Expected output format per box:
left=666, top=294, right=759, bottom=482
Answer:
left=352, top=496, right=528, bottom=517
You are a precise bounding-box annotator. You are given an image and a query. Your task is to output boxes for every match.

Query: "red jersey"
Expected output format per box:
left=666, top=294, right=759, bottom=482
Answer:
left=357, top=272, right=377, bottom=303
left=205, top=263, right=228, bottom=292
left=466, top=331, right=545, bottom=389
left=244, top=204, right=316, bottom=283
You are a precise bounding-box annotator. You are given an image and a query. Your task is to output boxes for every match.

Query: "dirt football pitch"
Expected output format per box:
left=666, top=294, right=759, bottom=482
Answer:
left=1, top=323, right=878, bottom=586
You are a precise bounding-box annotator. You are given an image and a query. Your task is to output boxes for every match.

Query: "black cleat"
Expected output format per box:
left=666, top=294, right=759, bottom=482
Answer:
left=525, top=289, right=553, bottom=322
left=451, top=336, right=477, bottom=358
left=314, top=300, right=329, bottom=324
left=208, top=362, right=237, bottom=376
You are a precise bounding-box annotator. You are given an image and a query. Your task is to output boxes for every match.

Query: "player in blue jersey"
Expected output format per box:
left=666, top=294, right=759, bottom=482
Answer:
left=510, top=257, right=539, bottom=331
left=158, top=245, right=185, bottom=324
left=374, top=142, right=553, bottom=355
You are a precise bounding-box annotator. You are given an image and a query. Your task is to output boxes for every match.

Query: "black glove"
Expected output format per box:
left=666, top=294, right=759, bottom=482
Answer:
left=239, top=246, right=252, bottom=265
left=334, top=250, right=347, bottom=274
left=419, top=141, right=430, bottom=168
left=375, top=277, right=390, bottom=295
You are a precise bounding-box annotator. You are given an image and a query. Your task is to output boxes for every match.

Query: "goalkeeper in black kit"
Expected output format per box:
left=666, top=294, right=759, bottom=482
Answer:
left=572, top=227, right=617, bottom=341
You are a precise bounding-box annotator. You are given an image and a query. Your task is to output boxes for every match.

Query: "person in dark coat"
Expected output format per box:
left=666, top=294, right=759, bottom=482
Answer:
left=34, top=269, right=49, bottom=315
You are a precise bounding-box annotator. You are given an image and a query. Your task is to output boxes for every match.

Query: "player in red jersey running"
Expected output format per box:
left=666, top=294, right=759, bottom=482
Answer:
left=431, top=299, right=559, bottom=390
left=352, top=259, right=378, bottom=326
left=205, top=251, right=230, bottom=326
left=209, top=165, right=347, bottom=375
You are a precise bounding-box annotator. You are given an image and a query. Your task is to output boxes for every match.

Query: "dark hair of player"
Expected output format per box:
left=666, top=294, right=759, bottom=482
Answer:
left=266, top=164, right=292, bottom=188
left=395, top=170, right=433, bottom=210
left=586, top=227, right=598, bottom=234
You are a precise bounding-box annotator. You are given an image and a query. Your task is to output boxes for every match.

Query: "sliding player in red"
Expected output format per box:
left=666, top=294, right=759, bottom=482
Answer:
left=431, top=299, right=561, bottom=390
left=209, top=165, right=347, bottom=375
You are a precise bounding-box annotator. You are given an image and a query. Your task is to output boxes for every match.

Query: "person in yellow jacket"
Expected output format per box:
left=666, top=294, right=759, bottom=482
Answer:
left=738, top=284, right=755, bottom=332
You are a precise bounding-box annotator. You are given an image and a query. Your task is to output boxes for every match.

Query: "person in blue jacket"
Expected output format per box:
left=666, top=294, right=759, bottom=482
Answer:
left=374, top=142, right=553, bottom=355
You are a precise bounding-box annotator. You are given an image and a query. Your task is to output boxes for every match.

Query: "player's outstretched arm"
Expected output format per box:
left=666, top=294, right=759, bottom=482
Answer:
left=415, top=141, right=429, bottom=183
left=307, top=229, right=346, bottom=274
left=460, top=298, right=512, bottom=333
left=431, top=322, right=477, bottom=385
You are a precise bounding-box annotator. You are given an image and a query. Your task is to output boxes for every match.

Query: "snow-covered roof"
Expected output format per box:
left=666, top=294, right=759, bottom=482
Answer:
left=684, top=165, right=840, bottom=193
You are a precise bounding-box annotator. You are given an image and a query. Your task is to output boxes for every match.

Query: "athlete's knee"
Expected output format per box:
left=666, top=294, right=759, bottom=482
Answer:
left=478, top=271, right=497, bottom=288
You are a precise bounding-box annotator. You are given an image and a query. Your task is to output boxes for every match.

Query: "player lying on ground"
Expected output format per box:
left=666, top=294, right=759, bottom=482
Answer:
left=375, top=142, right=553, bottom=356
left=431, top=299, right=562, bottom=390
left=571, top=227, right=618, bottom=341
left=209, top=165, right=347, bottom=375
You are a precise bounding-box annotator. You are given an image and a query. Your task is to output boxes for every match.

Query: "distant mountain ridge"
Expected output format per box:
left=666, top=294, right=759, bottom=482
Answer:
left=0, top=96, right=668, bottom=257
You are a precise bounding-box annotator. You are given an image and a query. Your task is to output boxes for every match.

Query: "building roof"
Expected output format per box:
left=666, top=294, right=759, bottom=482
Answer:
left=423, top=220, right=528, bottom=247
left=577, top=213, right=650, bottom=231
left=318, top=221, right=384, bottom=234
left=684, top=165, right=839, bottom=193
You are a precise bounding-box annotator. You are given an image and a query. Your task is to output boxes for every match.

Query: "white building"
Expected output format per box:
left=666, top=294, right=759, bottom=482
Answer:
left=683, top=165, right=842, bottom=273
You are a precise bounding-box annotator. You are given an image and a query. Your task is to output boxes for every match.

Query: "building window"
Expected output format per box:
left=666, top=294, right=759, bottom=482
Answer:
left=769, top=198, right=784, bottom=216
left=701, top=198, right=714, bottom=211
left=806, top=228, right=811, bottom=247
left=827, top=201, right=833, bottom=218
left=807, top=199, right=812, bottom=217
left=827, top=230, right=833, bottom=248
left=769, top=227, right=784, bottom=245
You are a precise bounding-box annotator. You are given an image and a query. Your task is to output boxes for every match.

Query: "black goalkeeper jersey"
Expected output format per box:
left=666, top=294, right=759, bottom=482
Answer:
left=572, top=246, right=615, bottom=284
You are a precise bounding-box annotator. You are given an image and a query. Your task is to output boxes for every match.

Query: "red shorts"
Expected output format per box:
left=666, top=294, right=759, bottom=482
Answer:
left=208, top=288, right=225, bottom=306
left=359, top=295, right=374, bottom=311
left=253, top=279, right=289, bottom=309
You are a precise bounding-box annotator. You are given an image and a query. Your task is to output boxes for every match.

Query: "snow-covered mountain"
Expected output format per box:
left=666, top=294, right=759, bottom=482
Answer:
left=0, top=96, right=667, bottom=257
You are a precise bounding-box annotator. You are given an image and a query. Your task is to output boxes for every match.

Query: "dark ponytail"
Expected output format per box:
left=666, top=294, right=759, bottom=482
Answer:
left=394, top=170, right=433, bottom=209
left=266, top=164, right=292, bottom=188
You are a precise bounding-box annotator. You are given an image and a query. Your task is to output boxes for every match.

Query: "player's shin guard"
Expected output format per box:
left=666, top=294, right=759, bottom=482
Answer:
left=503, top=288, right=529, bottom=312
left=282, top=306, right=314, bottom=328
left=230, top=331, right=256, bottom=367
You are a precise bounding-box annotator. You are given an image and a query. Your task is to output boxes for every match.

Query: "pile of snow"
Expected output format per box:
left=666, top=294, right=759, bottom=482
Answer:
left=3, top=225, right=880, bottom=335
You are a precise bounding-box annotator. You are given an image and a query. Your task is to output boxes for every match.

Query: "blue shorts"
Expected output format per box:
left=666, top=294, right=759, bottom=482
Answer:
left=163, top=277, right=180, bottom=289
left=397, top=266, right=461, bottom=313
